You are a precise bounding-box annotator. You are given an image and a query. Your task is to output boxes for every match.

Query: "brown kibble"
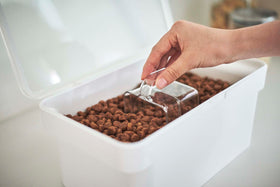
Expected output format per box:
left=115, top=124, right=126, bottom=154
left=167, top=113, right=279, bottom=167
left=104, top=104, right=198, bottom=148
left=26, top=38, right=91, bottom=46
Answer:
left=88, top=115, right=98, bottom=122
left=210, top=89, right=217, bottom=95
left=123, top=113, right=130, bottom=120
left=130, top=119, right=136, bottom=124
left=99, top=100, right=106, bottom=106
left=110, top=135, right=116, bottom=139
left=110, top=107, right=118, bottom=114
left=182, top=106, right=192, bottom=113
left=145, top=109, right=154, bottom=116
left=132, top=126, right=137, bottom=132
left=128, top=113, right=137, bottom=119
left=109, top=103, right=118, bottom=108
left=137, top=130, right=146, bottom=139
left=83, top=119, right=90, bottom=126
left=89, top=122, right=98, bottom=129
left=105, top=112, right=113, bottom=119
left=136, top=122, right=142, bottom=127
left=80, top=119, right=86, bottom=125
left=117, top=95, right=123, bottom=101
left=142, top=116, right=150, bottom=122
left=113, top=114, right=120, bottom=121
left=208, top=80, right=215, bottom=86
left=102, top=106, right=108, bottom=113
left=117, top=128, right=122, bottom=134
left=142, top=127, right=149, bottom=134
left=150, top=121, right=158, bottom=127
left=154, top=110, right=163, bottom=118
left=124, top=131, right=134, bottom=136
left=107, top=126, right=117, bottom=135
left=131, top=134, right=140, bottom=142
left=127, top=123, right=133, bottom=131
left=72, top=115, right=83, bottom=121
left=119, top=101, right=124, bottom=108
left=86, top=107, right=92, bottom=113
left=205, top=84, right=212, bottom=92
left=137, top=111, right=144, bottom=117
left=104, top=121, right=112, bottom=129
left=223, top=82, right=230, bottom=89
left=119, top=122, right=128, bottom=131
left=214, top=84, right=222, bottom=90
left=93, top=104, right=103, bottom=112
left=65, top=114, right=72, bottom=118
left=77, top=111, right=86, bottom=116
left=119, top=115, right=126, bottom=121
left=97, top=119, right=105, bottom=126
left=136, top=125, right=143, bottom=131
left=112, top=97, right=118, bottom=104
left=119, top=133, right=130, bottom=141
left=195, top=81, right=202, bottom=88
left=156, top=118, right=164, bottom=125
left=103, top=129, right=109, bottom=135
left=99, top=124, right=104, bottom=132
left=113, top=121, right=121, bottom=128
left=148, top=126, right=159, bottom=134
left=191, top=75, right=201, bottom=81
left=98, top=112, right=105, bottom=118
left=115, top=110, right=123, bottom=115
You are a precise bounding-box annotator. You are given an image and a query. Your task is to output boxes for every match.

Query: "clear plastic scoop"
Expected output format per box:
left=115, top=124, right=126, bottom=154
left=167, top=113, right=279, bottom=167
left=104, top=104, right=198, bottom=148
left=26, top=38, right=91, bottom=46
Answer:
left=124, top=68, right=199, bottom=122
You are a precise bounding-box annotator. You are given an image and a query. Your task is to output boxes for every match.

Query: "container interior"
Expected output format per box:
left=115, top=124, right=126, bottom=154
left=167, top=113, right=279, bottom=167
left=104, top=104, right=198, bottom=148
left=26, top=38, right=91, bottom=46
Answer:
left=41, top=59, right=265, bottom=116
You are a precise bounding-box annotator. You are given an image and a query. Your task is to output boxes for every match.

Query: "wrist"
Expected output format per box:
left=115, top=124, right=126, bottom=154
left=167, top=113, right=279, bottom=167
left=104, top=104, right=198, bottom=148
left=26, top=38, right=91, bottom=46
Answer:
left=211, top=29, right=238, bottom=65
left=222, top=29, right=242, bottom=63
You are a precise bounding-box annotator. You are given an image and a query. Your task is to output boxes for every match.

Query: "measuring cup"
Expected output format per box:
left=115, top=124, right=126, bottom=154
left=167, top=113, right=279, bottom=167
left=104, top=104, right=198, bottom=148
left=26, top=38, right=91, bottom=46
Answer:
left=124, top=68, right=199, bottom=122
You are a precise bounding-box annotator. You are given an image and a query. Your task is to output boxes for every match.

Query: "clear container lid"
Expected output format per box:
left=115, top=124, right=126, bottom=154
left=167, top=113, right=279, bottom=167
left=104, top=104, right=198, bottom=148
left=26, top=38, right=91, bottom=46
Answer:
left=0, top=0, right=172, bottom=99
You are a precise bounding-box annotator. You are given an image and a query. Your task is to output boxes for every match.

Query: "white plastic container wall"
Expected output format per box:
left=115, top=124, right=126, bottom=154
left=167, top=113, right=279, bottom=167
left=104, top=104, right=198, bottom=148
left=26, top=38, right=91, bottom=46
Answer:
left=40, top=58, right=267, bottom=187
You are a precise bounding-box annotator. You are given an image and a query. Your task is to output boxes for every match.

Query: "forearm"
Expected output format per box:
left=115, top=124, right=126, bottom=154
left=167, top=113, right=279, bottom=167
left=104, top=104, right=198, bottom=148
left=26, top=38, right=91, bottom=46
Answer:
left=227, top=20, right=280, bottom=62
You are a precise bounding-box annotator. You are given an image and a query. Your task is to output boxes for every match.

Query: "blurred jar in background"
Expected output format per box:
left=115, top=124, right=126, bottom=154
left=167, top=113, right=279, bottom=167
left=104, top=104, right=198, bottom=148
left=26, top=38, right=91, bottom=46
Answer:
left=229, top=7, right=278, bottom=28
left=211, top=0, right=248, bottom=29
left=211, top=0, right=278, bottom=64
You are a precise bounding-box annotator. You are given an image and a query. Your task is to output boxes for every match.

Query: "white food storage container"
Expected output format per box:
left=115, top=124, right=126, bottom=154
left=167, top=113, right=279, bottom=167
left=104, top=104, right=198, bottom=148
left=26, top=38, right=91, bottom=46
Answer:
left=0, top=0, right=267, bottom=187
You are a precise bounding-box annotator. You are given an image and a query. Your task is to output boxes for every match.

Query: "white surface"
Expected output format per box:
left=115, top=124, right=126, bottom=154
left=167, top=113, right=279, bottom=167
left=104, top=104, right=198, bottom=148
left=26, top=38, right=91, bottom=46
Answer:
left=0, top=108, right=62, bottom=187
left=1, top=58, right=276, bottom=187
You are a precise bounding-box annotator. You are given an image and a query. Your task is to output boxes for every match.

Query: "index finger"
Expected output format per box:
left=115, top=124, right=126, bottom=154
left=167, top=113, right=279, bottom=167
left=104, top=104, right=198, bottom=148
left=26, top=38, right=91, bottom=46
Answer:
left=141, top=31, right=174, bottom=80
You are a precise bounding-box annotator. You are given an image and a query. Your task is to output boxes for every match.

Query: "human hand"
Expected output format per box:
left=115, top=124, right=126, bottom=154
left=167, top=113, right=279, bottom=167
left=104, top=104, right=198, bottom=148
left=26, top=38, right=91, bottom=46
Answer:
left=141, top=20, right=234, bottom=89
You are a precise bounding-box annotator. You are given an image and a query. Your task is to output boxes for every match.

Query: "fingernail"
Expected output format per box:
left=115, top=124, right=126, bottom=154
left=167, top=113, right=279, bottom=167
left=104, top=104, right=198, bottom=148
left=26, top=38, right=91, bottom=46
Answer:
left=141, top=73, right=147, bottom=80
left=156, top=78, right=167, bottom=89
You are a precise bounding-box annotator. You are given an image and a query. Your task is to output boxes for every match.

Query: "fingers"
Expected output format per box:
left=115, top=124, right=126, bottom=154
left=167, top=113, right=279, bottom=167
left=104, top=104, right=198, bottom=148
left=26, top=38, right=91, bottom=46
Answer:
left=141, top=31, right=176, bottom=80
left=155, top=53, right=190, bottom=89
left=165, top=50, right=181, bottom=67
left=158, top=48, right=177, bottom=70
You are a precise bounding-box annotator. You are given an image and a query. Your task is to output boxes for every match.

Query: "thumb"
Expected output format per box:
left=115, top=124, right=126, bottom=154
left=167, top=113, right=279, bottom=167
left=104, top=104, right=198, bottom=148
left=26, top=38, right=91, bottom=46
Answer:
left=155, top=54, right=190, bottom=89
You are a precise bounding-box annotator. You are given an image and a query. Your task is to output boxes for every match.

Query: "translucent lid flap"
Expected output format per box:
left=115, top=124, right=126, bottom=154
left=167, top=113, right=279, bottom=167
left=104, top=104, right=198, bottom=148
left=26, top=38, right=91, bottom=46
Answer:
left=0, top=0, right=171, bottom=99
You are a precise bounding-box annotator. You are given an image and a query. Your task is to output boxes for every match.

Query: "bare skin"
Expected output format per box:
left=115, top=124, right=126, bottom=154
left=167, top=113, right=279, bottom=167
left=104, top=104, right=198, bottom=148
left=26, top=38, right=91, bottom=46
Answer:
left=141, top=20, right=280, bottom=89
